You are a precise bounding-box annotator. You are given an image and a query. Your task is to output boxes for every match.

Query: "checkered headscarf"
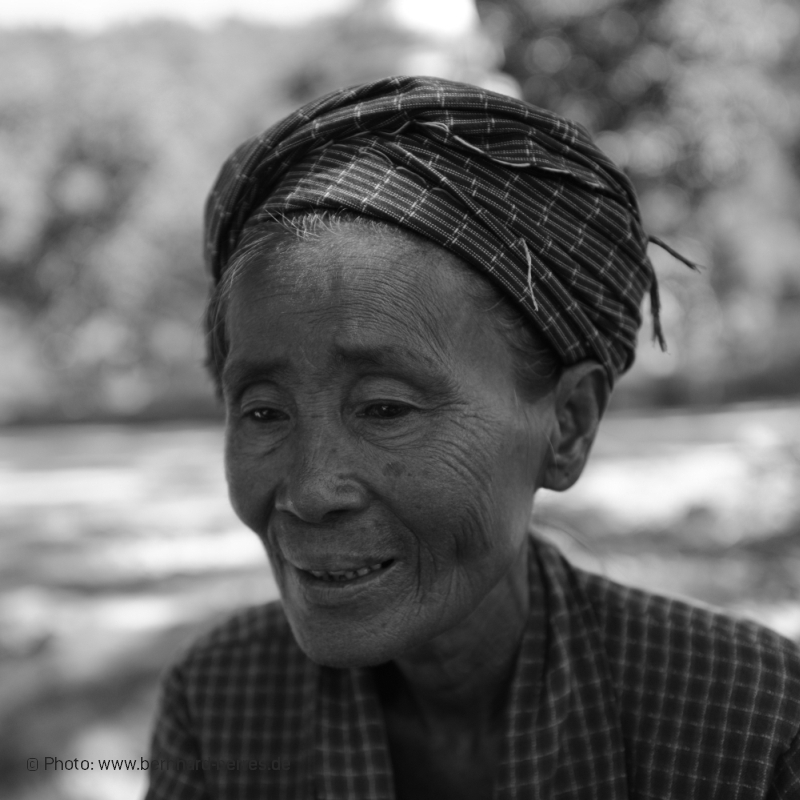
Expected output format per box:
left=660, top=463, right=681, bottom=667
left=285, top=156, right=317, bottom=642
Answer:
left=205, top=76, right=681, bottom=381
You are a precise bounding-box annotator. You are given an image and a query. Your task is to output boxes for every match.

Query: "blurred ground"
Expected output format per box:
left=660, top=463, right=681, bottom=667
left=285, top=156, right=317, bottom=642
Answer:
left=1, top=401, right=799, bottom=799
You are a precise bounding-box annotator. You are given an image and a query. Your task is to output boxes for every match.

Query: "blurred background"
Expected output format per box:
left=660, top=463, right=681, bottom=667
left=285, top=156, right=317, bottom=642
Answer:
left=1, top=0, right=798, bottom=797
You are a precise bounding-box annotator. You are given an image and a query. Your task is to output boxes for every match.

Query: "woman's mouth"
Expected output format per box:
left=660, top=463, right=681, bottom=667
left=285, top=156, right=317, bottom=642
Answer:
left=301, top=559, right=394, bottom=584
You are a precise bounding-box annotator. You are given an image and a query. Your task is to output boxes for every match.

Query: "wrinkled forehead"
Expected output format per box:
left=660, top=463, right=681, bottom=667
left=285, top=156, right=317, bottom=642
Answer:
left=229, top=223, right=473, bottom=322
left=223, top=222, right=495, bottom=362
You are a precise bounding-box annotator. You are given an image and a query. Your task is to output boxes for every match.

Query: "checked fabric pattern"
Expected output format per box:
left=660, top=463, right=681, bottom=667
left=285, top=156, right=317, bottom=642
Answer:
left=146, top=537, right=800, bottom=799
left=204, top=76, right=667, bottom=382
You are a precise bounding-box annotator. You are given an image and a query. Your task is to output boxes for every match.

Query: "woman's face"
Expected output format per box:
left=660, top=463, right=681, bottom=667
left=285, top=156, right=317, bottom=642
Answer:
left=222, top=225, right=556, bottom=667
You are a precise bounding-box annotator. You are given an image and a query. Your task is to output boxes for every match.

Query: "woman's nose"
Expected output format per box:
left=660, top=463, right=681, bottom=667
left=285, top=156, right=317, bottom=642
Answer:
left=274, top=431, right=369, bottom=524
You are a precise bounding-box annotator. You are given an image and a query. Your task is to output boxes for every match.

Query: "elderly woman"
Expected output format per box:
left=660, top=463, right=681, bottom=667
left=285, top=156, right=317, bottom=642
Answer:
left=146, top=77, right=800, bottom=799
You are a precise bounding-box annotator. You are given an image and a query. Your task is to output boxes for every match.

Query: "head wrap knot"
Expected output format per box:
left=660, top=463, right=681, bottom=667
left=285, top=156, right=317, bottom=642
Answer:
left=205, top=75, right=684, bottom=382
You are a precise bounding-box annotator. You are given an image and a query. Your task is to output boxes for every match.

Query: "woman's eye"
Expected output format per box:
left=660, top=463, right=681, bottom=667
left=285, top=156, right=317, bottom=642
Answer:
left=360, top=403, right=413, bottom=419
left=246, top=408, right=287, bottom=423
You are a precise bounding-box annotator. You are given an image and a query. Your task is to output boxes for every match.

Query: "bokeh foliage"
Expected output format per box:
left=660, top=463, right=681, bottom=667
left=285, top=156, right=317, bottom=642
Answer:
left=479, top=0, right=800, bottom=405
left=0, top=0, right=799, bottom=422
left=0, top=10, right=423, bottom=422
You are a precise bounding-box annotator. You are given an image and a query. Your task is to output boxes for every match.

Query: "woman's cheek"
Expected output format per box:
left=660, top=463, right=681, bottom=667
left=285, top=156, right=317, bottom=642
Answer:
left=413, top=422, right=523, bottom=561
left=386, top=447, right=496, bottom=563
left=224, top=435, right=279, bottom=532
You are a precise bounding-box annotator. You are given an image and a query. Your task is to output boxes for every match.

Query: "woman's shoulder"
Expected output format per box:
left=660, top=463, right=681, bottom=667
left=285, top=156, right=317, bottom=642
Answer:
left=166, top=600, right=305, bottom=689
left=539, top=541, right=800, bottom=762
left=533, top=536, right=800, bottom=675
left=573, top=559, right=800, bottom=678
left=534, top=538, right=800, bottom=793
left=185, top=600, right=293, bottom=651
left=149, top=601, right=315, bottom=789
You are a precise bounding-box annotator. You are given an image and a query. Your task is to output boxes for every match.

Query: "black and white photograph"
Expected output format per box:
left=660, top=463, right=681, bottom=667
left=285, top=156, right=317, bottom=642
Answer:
left=1, top=0, right=799, bottom=798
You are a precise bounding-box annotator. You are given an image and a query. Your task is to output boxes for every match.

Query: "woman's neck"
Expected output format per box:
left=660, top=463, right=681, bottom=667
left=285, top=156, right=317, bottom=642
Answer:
left=381, top=542, right=531, bottom=731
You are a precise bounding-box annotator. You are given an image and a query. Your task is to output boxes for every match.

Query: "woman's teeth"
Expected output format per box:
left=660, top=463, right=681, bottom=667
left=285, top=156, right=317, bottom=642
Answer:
left=307, top=562, right=386, bottom=582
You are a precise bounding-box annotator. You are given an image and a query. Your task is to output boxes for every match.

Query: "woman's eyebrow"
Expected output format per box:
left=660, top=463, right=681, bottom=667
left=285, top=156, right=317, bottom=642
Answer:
left=334, top=344, right=459, bottom=396
left=221, top=359, right=289, bottom=395
left=222, top=346, right=455, bottom=398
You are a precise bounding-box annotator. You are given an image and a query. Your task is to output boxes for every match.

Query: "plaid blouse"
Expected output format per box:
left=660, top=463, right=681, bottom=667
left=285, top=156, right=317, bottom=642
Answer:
left=145, top=538, right=800, bottom=799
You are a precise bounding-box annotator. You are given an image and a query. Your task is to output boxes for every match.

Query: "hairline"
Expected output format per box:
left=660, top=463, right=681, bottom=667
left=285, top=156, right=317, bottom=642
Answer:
left=204, top=211, right=563, bottom=401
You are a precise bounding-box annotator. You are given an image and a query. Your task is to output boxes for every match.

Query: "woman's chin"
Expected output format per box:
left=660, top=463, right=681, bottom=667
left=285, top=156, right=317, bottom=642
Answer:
left=289, top=624, right=400, bottom=669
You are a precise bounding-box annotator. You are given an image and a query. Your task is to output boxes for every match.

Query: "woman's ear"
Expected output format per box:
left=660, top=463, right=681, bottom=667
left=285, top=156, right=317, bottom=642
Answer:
left=542, top=361, right=610, bottom=492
